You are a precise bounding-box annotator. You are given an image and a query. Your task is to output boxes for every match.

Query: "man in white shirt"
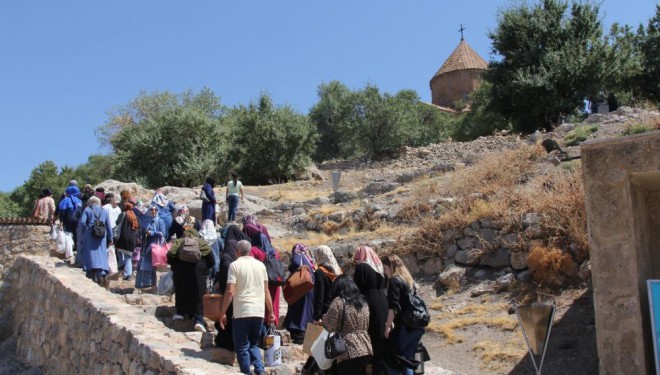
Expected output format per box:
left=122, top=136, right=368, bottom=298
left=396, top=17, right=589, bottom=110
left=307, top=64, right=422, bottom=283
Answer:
left=219, top=240, right=274, bottom=375
left=102, top=193, right=121, bottom=229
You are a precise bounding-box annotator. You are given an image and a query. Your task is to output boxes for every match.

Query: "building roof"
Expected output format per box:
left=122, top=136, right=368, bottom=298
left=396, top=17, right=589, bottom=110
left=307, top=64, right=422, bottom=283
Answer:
left=431, top=39, right=488, bottom=82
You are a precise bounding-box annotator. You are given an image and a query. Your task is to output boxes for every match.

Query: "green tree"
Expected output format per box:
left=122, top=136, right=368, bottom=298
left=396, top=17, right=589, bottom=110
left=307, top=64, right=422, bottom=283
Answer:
left=486, top=0, right=608, bottom=132
left=453, top=82, right=509, bottom=141
left=110, top=107, right=227, bottom=188
left=601, top=23, right=644, bottom=106
left=0, top=192, right=21, bottom=218
left=9, top=161, right=68, bottom=216
left=640, top=5, right=660, bottom=102
left=309, top=81, right=360, bottom=161
left=227, top=93, right=318, bottom=184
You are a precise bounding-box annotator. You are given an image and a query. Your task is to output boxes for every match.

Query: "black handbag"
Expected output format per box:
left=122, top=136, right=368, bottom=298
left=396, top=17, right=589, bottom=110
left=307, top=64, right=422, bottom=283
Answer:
left=402, top=286, right=430, bottom=329
left=325, top=299, right=348, bottom=359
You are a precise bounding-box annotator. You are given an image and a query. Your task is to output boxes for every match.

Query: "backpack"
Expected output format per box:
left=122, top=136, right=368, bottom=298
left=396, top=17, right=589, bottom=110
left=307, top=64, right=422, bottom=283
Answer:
left=401, top=285, right=430, bottom=329
left=179, top=236, right=201, bottom=263
left=265, top=253, right=286, bottom=286
left=91, top=208, right=107, bottom=238
left=66, top=197, right=83, bottom=224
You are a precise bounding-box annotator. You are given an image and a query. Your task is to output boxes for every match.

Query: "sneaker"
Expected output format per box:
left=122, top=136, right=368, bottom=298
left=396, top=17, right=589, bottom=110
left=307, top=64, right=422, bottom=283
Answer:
left=172, top=314, right=185, bottom=321
left=123, top=276, right=132, bottom=281
left=194, top=322, right=207, bottom=332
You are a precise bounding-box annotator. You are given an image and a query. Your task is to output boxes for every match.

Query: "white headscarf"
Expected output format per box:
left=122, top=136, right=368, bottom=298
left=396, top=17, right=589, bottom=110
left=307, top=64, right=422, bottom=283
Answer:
left=313, top=245, right=343, bottom=275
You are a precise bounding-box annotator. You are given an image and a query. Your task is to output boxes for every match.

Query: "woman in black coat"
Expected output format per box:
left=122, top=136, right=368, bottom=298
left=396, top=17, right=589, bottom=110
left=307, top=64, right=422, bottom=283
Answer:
left=353, top=246, right=389, bottom=375
left=311, top=245, right=342, bottom=322
left=213, top=239, right=238, bottom=350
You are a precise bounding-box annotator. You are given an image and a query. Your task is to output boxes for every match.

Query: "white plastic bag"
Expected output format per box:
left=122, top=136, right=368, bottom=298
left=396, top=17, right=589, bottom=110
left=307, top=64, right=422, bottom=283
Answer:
left=107, top=245, right=118, bottom=276
left=263, top=327, right=282, bottom=367
left=49, top=224, right=58, bottom=240
left=56, top=229, right=66, bottom=254
left=64, top=232, right=74, bottom=259
left=157, top=270, right=174, bottom=295
left=311, top=329, right=333, bottom=370
left=199, top=219, right=217, bottom=245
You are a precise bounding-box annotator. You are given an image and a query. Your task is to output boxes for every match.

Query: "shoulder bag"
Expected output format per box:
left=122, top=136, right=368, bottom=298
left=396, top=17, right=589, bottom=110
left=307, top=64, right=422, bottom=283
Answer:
left=92, top=208, right=107, bottom=238
left=324, top=299, right=347, bottom=359
left=402, top=285, right=431, bottom=329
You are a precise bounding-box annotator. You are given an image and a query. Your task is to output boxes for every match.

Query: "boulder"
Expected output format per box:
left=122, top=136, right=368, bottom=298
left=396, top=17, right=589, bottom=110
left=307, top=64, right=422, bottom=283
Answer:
left=499, top=233, right=520, bottom=248
left=578, top=261, right=591, bottom=281
left=437, top=265, right=467, bottom=288
left=496, top=273, right=515, bottom=291
left=360, top=181, right=399, bottom=196
left=521, top=213, right=542, bottom=229
left=445, top=244, right=458, bottom=260
left=511, top=251, right=529, bottom=270
left=401, top=253, right=420, bottom=275
left=516, top=270, right=533, bottom=282
left=295, top=164, right=326, bottom=181
left=480, top=248, right=511, bottom=268
left=477, top=229, right=498, bottom=245
left=327, top=211, right=346, bottom=223
left=457, top=236, right=477, bottom=250
left=333, top=190, right=358, bottom=203
left=421, top=257, right=444, bottom=275
left=455, top=249, right=481, bottom=266
left=470, top=281, right=498, bottom=297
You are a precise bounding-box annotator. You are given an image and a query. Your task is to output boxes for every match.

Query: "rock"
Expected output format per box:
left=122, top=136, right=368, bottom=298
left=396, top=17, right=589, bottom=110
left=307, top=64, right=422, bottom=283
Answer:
left=516, top=270, right=533, bottom=282
left=442, top=228, right=462, bottom=244
left=473, top=270, right=488, bottom=280
left=200, top=332, right=214, bottom=349
left=499, top=233, right=520, bottom=248
left=480, top=248, right=511, bottom=268
left=470, top=281, right=498, bottom=297
left=556, top=123, right=576, bottom=133
left=437, top=265, right=466, bottom=287
left=395, top=171, right=427, bottom=183
left=616, top=106, right=634, bottom=115
left=524, top=225, right=545, bottom=239
left=295, top=164, right=326, bottom=181
left=333, top=190, right=358, bottom=203
left=422, top=258, right=444, bottom=275
left=457, top=236, right=477, bottom=250
left=511, top=251, right=529, bottom=270
left=401, top=254, right=419, bottom=275
left=578, top=261, right=591, bottom=281
left=479, top=218, right=497, bottom=229
left=455, top=249, right=481, bottom=266
left=445, top=244, right=458, bottom=260
left=327, top=211, right=346, bottom=223
left=477, top=229, right=498, bottom=245
left=496, top=273, right=515, bottom=291
left=307, top=197, right=331, bottom=206
left=521, top=213, right=542, bottom=229
left=584, top=114, right=606, bottom=123
left=360, top=181, right=399, bottom=196
left=209, top=347, right=236, bottom=366
left=372, top=210, right=389, bottom=220
left=292, top=207, right=306, bottom=216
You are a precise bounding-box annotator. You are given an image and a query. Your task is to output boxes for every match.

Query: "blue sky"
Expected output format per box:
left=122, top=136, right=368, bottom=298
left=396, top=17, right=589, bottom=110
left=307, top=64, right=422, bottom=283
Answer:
left=0, top=0, right=656, bottom=192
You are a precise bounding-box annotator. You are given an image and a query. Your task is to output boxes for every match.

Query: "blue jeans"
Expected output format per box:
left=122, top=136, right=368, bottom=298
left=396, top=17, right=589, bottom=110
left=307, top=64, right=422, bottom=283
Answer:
left=227, top=195, right=239, bottom=222
left=116, top=251, right=132, bottom=278
left=232, top=317, right=264, bottom=374
left=386, top=325, right=424, bottom=375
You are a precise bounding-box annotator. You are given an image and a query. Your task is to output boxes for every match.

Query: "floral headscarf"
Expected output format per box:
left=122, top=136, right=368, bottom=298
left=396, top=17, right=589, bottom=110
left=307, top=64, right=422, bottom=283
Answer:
left=242, top=214, right=258, bottom=226
left=313, top=245, right=342, bottom=275
left=175, top=205, right=190, bottom=225
left=292, top=243, right=316, bottom=268
left=354, top=245, right=383, bottom=276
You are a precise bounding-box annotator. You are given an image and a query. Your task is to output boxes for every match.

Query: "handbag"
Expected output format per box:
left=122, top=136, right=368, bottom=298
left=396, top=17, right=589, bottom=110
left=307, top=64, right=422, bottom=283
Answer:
left=199, top=189, right=210, bottom=203
left=283, top=265, right=314, bottom=304
left=131, top=246, right=142, bottom=269
left=92, top=209, right=107, bottom=238
left=325, top=300, right=347, bottom=359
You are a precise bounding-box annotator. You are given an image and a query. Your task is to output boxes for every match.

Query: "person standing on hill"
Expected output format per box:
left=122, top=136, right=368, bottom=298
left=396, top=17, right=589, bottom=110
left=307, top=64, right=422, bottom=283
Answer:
left=225, top=173, right=244, bottom=222
left=78, top=196, right=113, bottom=286
left=201, top=177, right=217, bottom=222
left=218, top=240, right=274, bottom=375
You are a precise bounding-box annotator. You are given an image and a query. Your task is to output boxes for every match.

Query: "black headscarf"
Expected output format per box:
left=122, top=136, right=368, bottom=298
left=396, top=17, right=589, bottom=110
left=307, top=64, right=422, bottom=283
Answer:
left=224, top=224, right=250, bottom=245
left=217, top=239, right=239, bottom=294
left=206, top=177, right=216, bottom=188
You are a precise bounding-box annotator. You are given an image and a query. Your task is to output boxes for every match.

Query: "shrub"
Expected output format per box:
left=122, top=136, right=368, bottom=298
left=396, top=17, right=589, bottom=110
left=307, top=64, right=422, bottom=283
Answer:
left=564, top=125, right=599, bottom=146
left=527, top=246, right=577, bottom=288
left=622, top=123, right=653, bottom=136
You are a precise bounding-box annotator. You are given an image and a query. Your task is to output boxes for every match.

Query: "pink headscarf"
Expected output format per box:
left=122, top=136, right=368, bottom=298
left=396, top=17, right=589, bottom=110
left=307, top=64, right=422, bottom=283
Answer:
left=354, top=245, right=383, bottom=276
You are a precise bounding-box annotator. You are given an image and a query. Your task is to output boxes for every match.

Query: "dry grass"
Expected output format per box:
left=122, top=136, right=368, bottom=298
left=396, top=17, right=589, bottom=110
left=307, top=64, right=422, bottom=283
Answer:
left=429, top=302, right=517, bottom=344
left=261, top=182, right=333, bottom=202
left=472, top=338, right=528, bottom=372
left=399, top=144, right=589, bottom=266
left=272, top=232, right=342, bottom=252
left=527, top=245, right=578, bottom=288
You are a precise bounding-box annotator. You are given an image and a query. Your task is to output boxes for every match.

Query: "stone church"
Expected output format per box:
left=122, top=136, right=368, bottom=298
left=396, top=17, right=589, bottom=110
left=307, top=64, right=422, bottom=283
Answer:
left=430, top=34, right=488, bottom=110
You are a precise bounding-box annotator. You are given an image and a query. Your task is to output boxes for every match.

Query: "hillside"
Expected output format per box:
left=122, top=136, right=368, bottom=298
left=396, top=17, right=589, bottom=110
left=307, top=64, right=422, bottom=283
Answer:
left=65, top=107, right=660, bottom=374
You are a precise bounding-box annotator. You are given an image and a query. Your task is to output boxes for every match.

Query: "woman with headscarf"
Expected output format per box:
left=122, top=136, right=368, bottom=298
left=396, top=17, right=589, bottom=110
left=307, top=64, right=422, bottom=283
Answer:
left=78, top=196, right=113, bottom=286
left=167, top=225, right=214, bottom=332
left=225, top=224, right=250, bottom=245
left=353, top=245, right=389, bottom=375
left=135, top=205, right=167, bottom=290
left=284, top=243, right=316, bottom=344
left=213, top=239, right=238, bottom=350
left=170, top=205, right=201, bottom=240
left=201, top=177, right=217, bottom=223
left=242, top=214, right=271, bottom=242
left=151, top=189, right=176, bottom=240
left=115, top=202, right=141, bottom=281
left=247, top=242, right=282, bottom=327
left=311, top=245, right=342, bottom=323
left=81, top=184, right=94, bottom=207
left=58, top=185, right=83, bottom=264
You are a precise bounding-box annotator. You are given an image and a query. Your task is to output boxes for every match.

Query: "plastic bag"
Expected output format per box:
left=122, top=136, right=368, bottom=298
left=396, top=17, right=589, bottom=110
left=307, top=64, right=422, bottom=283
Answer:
left=199, top=219, right=217, bottom=245
left=157, top=270, right=174, bottom=295
left=50, top=224, right=58, bottom=240
left=64, top=232, right=74, bottom=259
left=107, top=245, right=118, bottom=276
left=263, top=325, right=282, bottom=367
left=56, top=229, right=66, bottom=254
left=131, top=247, right=141, bottom=269
left=151, top=240, right=170, bottom=268
left=311, top=329, right=333, bottom=370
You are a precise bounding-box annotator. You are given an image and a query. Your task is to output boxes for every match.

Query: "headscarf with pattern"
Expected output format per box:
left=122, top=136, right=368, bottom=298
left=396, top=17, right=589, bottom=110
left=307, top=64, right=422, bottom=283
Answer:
left=313, top=245, right=342, bottom=275
left=292, top=243, right=316, bottom=269
left=353, top=245, right=383, bottom=276
left=151, top=190, right=169, bottom=208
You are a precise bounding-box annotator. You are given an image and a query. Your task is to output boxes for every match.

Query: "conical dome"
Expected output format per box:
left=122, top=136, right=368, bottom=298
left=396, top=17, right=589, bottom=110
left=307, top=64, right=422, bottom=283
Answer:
left=431, top=39, right=487, bottom=82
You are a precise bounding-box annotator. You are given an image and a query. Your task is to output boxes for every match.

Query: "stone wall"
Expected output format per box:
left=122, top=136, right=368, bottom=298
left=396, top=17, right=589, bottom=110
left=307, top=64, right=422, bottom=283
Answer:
left=430, top=69, right=483, bottom=107
left=10, top=255, right=238, bottom=375
left=0, top=225, right=52, bottom=340
left=581, top=131, right=660, bottom=375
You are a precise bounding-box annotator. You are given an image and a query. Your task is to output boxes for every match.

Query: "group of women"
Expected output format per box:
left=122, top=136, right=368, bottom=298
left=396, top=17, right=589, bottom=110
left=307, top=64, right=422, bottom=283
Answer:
left=285, top=244, right=425, bottom=375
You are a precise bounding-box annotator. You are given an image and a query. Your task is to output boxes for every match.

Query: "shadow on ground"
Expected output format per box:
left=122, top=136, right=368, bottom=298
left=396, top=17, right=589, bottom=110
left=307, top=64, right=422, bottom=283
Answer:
left=509, top=289, right=598, bottom=375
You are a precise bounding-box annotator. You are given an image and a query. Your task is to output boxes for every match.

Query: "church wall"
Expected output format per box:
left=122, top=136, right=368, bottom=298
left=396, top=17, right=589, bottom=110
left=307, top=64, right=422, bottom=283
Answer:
left=431, top=69, right=483, bottom=108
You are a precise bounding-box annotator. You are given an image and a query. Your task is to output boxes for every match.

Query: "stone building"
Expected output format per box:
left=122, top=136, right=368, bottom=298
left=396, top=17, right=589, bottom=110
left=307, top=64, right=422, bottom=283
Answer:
left=430, top=37, right=487, bottom=109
